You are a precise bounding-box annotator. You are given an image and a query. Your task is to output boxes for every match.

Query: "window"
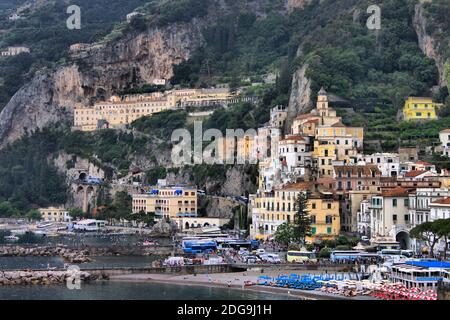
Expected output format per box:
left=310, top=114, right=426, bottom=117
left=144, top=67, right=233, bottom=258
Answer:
left=404, top=199, right=409, bottom=207
left=327, top=203, right=332, bottom=209
left=392, top=199, right=397, bottom=207
left=327, top=227, right=332, bottom=234
left=393, top=214, right=397, bottom=222
left=312, top=203, right=316, bottom=209
left=312, top=227, right=316, bottom=235
left=326, top=215, right=333, bottom=224
left=311, top=215, right=316, bottom=224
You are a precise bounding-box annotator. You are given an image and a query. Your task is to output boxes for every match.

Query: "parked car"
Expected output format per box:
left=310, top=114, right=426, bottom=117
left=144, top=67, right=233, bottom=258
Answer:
left=260, top=253, right=281, bottom=264
left=242, top=254, right=259, bottom=264
left=256, top=249, right=266, bottom=255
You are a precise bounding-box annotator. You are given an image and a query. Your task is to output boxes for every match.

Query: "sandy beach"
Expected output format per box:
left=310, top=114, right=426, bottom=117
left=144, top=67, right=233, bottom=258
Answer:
left=110, top=270, right=376, bottom=300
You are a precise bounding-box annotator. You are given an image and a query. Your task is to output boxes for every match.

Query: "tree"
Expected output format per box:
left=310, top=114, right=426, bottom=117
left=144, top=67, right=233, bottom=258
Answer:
left=68, top=207, right=84, bottom=220
left=274, top=222, right=295, bottom=246
left=410, top=221, right=442, bottom=257
left=0, top=201, right=18, bottom=217
left=436, top=219, right=450, bottom=260
left=292, top=192, right=312, bottom=245
left=26, top=209, right=42, bottom=221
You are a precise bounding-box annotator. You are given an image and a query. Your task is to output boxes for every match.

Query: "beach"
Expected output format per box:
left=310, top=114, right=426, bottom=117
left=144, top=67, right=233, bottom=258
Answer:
left=111, top=270, right=376, bottom=300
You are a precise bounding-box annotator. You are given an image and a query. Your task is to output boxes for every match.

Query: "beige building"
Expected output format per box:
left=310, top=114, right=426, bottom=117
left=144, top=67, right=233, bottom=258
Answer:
left=132, top=186, right=198, bottom=220
left=251, top=182, right=340, bottom=242
left=39, top=207, right=71, bottom=222
left=73, top=93, right=176, bottom=131
left=73, top=88, right=239, bottom=131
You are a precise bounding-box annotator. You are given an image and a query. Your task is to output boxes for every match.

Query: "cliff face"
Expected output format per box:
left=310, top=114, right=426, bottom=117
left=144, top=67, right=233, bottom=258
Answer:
left=285, top=63, right=312, bottom=132
left=413, top=2, right=447, bottom=87
left=0, top=22, right=204, bottom=147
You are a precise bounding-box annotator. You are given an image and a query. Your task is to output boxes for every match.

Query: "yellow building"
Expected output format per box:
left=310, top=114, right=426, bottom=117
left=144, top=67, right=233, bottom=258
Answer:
left=402, top=97, right=442, bottom=121
left=251, top=182, right=340, bottom=242
left=132, top=186, right=197, bottom=219
left=39, top=207, right=71, bottom=222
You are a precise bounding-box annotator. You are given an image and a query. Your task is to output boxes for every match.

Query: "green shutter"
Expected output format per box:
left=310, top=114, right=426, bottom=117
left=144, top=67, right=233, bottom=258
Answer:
left=312, top=227, right=316, bottom=235
left=327, top=227, right=332, bottom=234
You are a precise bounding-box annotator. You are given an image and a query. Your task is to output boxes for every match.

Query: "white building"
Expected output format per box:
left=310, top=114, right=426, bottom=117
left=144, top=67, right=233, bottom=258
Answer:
left=357, top=153, right=400, bottom=177
left=1, top=46, right=30, bottom=56
left=409, top=188, right=449, bottom=225
left=278, top=135, right=312, bottom=175
left=439, top=129, right=450, bottom=157
left=429, top=197, right=450, bottom=220
left=357, top=199, right=371, bottom=236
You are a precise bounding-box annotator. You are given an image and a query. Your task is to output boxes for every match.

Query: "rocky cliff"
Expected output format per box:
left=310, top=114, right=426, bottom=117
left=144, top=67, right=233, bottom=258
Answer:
left=285, top=63, right=312, bottom=132
left=413, top=2, right=447, bottom=87
left=0, top=22, right=204, bottom=147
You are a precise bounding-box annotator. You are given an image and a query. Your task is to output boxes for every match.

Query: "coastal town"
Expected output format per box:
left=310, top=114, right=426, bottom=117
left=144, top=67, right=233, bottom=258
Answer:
left=0, top=0, right=449, bottom=305
left=1, top=86, right=450, bottom=301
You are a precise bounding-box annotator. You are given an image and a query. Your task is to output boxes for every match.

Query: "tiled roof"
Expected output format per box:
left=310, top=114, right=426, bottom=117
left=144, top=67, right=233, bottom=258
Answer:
left=381, top=187, right=409, bottom=197
left=430, top=197, right=450, bottom=205
left=295, top=113, right=314, bottom=120
left=415, top=161, right=433, bottom=166
left=404, top=170, right=428, bottom=178
left=279, top=182, right=314, bottom=191
left=281, top=135, right=305, bottom=143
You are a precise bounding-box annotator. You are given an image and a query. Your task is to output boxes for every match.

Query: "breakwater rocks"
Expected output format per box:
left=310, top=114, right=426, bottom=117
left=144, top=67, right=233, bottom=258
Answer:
left=0, top=246, right=92, bottom=263
left=0, top=270, right=97, bottom=286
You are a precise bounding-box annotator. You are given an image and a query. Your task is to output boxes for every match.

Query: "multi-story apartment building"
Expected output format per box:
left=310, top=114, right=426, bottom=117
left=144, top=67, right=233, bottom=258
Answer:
left=74, top=88, right=240, bottom=131
left=349, top=185, right=381, bottom=233
left=132, top=185, right=197, bottom=220
left=356, top=153, right=400, bottom=177
left=402, top=97, right=441, bottom=121
left=251, top=183, right=340, bottom=242
left=278, top=135, right=312, bottom=180
left=439, top=129, right=450, bottom=157
left=369, top=187, right=412, bottom=249
left=334, top=165, right=381, bottom=192
left=408, top=188, right=449, bottom=226
left=357, top=199, right=371, bottom=236
left=270, top=105, right=287, bottom=128
left=74, top=93, right=176, bottom=131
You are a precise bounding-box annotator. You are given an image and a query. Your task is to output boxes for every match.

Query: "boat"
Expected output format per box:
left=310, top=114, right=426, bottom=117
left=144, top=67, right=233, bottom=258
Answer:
left=4, top=235, right=19, bottom=242
left=10, top=229, right=27, bottom=235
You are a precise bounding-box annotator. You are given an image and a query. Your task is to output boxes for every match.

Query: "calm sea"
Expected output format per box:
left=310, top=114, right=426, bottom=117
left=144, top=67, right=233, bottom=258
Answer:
left=0, top=281, right=297, bottom=300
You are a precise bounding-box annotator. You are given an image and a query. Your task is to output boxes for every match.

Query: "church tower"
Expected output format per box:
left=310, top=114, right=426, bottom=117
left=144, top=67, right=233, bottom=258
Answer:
left=317, top=87, right=329, bottom=117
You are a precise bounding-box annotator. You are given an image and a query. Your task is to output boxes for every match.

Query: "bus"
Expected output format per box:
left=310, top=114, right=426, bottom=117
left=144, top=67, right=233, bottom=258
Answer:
left=330, top=251, right=381, bottom=263
left=287, top=251, right=317, bottom=263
